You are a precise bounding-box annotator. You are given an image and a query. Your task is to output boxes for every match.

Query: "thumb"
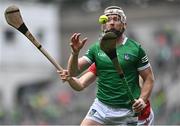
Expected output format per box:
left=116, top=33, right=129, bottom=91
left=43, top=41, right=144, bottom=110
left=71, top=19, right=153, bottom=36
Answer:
left=80, top=38, right=87, bottom=47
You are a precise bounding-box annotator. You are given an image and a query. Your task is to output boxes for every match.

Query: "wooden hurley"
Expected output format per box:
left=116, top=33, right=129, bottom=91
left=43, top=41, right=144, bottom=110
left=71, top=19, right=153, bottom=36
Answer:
left=4, top=5, right=63, bottom=71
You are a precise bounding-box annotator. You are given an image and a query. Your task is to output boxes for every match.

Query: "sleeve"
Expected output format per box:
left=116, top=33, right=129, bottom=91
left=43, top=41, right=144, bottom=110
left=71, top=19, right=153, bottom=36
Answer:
left=83, top=43, right=97, bottom=64
left=137, top=45, right=150, bottom=71
left=88, top=63, right=97, bottom=76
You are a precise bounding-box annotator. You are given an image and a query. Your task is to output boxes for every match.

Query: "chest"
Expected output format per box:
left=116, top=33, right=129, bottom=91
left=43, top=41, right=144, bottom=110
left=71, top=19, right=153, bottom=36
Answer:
left=95, top=45, right=139, bottom=72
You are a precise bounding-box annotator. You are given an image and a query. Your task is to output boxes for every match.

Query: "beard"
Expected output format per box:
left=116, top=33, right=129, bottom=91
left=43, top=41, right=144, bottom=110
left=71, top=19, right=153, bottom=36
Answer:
left=104, top=27, right=125, bottom=37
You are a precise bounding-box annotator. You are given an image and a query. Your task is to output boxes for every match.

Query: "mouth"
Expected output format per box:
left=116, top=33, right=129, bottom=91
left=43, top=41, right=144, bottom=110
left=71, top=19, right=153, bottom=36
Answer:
left=105, top=28, right=118, bottom=33
left=104, top=28, right=115, bottom=33
left=104, top=28, right=124, bottom=37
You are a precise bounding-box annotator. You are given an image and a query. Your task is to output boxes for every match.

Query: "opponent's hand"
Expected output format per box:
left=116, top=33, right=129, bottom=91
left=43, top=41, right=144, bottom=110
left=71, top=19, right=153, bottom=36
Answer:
left=132, top=98, right=146, bottom=113
left=70, top=33, right=87, bottom=55
left=57, top=70, right=71, bottom=82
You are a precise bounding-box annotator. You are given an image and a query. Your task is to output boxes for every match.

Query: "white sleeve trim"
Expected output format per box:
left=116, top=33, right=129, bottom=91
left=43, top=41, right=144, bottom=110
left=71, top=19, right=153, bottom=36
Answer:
left=82, top=56, right=93, bottom=64
left=138, top=63, right=150, bottom=71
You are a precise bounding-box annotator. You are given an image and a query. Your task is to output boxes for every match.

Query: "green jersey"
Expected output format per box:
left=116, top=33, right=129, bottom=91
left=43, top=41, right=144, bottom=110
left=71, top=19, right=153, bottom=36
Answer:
left=84, top=37, right=150, bottom=109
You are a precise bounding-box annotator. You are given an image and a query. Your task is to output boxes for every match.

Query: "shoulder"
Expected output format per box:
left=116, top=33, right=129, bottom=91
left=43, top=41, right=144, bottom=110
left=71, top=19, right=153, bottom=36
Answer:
left=90, top=41, right=99, bottom=46
left=126, top=38, right=141, bottom=48
left=125, top=38, right=143, bottom=54
left=85, top=41, right=100, bottom=61
left=94, top=41, right=100, bottom=47
left=87, top=41, right=99, bottom=50
left=87, top=41, right=100, bottom=52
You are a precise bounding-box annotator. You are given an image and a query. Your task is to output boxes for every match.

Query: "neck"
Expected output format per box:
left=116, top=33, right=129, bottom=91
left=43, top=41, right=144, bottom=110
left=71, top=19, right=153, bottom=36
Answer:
left=117, top=34, right=124, bottom=44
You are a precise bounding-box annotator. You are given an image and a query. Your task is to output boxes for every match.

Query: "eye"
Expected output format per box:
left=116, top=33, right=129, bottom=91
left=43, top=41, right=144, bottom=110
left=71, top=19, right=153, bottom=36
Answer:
left=107, top=17, right=112, bottom=22
left=113, top=17, right=119, bottom=21
left=114, top=16, right=121, bottom=22
left=107, top=16, right=121, bottom=22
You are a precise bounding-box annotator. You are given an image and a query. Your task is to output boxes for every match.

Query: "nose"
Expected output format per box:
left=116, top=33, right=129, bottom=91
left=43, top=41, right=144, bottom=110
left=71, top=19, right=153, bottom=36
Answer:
left=109, top=19, right=115, bottom=25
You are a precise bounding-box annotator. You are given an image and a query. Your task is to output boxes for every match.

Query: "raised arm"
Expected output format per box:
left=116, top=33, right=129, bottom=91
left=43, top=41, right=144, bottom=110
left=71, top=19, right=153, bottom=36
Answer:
left=67, top=33, right=89, bottom=76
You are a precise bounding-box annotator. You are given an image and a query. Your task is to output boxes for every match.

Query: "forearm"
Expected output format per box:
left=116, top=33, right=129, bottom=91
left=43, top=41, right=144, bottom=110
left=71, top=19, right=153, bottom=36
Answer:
left=67, top=53, right=79, bottom=76
left=67, top=77, right=84, bottom=91
left=140, top=75, right=154, bottom=102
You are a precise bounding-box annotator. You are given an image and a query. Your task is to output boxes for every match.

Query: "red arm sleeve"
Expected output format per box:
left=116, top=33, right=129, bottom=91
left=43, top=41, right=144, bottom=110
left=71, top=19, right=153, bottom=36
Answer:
left=88, top=63, right=97, bottom=76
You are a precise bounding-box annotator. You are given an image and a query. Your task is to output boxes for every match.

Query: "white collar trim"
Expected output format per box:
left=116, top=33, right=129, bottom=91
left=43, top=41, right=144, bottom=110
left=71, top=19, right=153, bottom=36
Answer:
left=122, top=36, right=128, bottom=45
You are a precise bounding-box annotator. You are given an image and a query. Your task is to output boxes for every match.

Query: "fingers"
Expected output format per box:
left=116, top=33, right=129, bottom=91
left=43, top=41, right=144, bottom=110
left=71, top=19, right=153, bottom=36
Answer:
left=75, top=33, right=81, bottom=40
left=80, top=37, right=88, bottom=48
left=70, top=33, right=88, bottom=54
left=132, top=98, right=146, bottom=113
left=70, top=33, right=78, bottom=43
left=82, top=37, right=88, bottom=44
left=70, top=33, right=81, bottom=43
left=57, top=70, right=71, bottom=82
left=70, top=33, right=87, bottom=45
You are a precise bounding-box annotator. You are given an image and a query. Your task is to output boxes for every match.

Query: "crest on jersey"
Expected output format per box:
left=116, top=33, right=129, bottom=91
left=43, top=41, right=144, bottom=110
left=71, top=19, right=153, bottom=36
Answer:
left=124, top=53, right=130, bottom=60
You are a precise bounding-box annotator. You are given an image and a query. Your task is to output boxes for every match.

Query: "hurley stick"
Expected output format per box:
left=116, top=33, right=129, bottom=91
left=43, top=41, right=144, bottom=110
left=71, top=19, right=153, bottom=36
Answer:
left=4, top=5, right=63, bottom=71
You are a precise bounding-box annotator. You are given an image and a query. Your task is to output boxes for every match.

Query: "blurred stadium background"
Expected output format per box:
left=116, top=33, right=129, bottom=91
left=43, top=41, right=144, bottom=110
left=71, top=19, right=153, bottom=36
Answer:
left=0, top=0, right=180, bottom=125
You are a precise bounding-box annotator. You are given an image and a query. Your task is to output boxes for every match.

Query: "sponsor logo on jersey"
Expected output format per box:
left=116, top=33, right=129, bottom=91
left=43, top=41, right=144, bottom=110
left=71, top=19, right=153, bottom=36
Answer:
left=98, top=52, right=106, bottom=57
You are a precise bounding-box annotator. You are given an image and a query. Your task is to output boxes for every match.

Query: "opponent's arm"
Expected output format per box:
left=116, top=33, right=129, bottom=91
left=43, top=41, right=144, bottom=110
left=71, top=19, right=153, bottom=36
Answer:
left=58, top=70, right=96, bottom=91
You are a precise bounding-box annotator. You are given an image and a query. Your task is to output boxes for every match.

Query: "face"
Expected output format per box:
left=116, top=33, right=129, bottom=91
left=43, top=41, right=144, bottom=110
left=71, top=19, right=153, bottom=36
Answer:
left=105, top=14, right=126, bottom=32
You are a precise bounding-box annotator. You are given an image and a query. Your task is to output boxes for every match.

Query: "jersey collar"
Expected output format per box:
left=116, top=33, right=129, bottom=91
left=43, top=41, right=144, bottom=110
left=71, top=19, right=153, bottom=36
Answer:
left=122, top=36, right=128, bottom=45
left=117, top=35, right=127, bottom=46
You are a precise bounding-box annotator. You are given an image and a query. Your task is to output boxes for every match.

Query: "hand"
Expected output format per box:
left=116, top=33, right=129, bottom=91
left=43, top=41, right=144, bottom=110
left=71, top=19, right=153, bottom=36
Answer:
left=70, top=33, right=87, bottom=55
left=57, top=70, right=71, bottom=82
left=132, top=98, right=146, bottom=113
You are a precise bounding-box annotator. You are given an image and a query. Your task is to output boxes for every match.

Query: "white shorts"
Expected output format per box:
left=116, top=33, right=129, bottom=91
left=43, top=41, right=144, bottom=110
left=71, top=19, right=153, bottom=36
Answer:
left=85, top=98, right=138, bottom=125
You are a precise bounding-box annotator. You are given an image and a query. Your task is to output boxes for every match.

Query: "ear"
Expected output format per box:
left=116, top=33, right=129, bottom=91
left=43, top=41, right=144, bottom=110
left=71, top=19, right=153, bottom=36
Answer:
left=123, top=23, right=127, bottom=29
